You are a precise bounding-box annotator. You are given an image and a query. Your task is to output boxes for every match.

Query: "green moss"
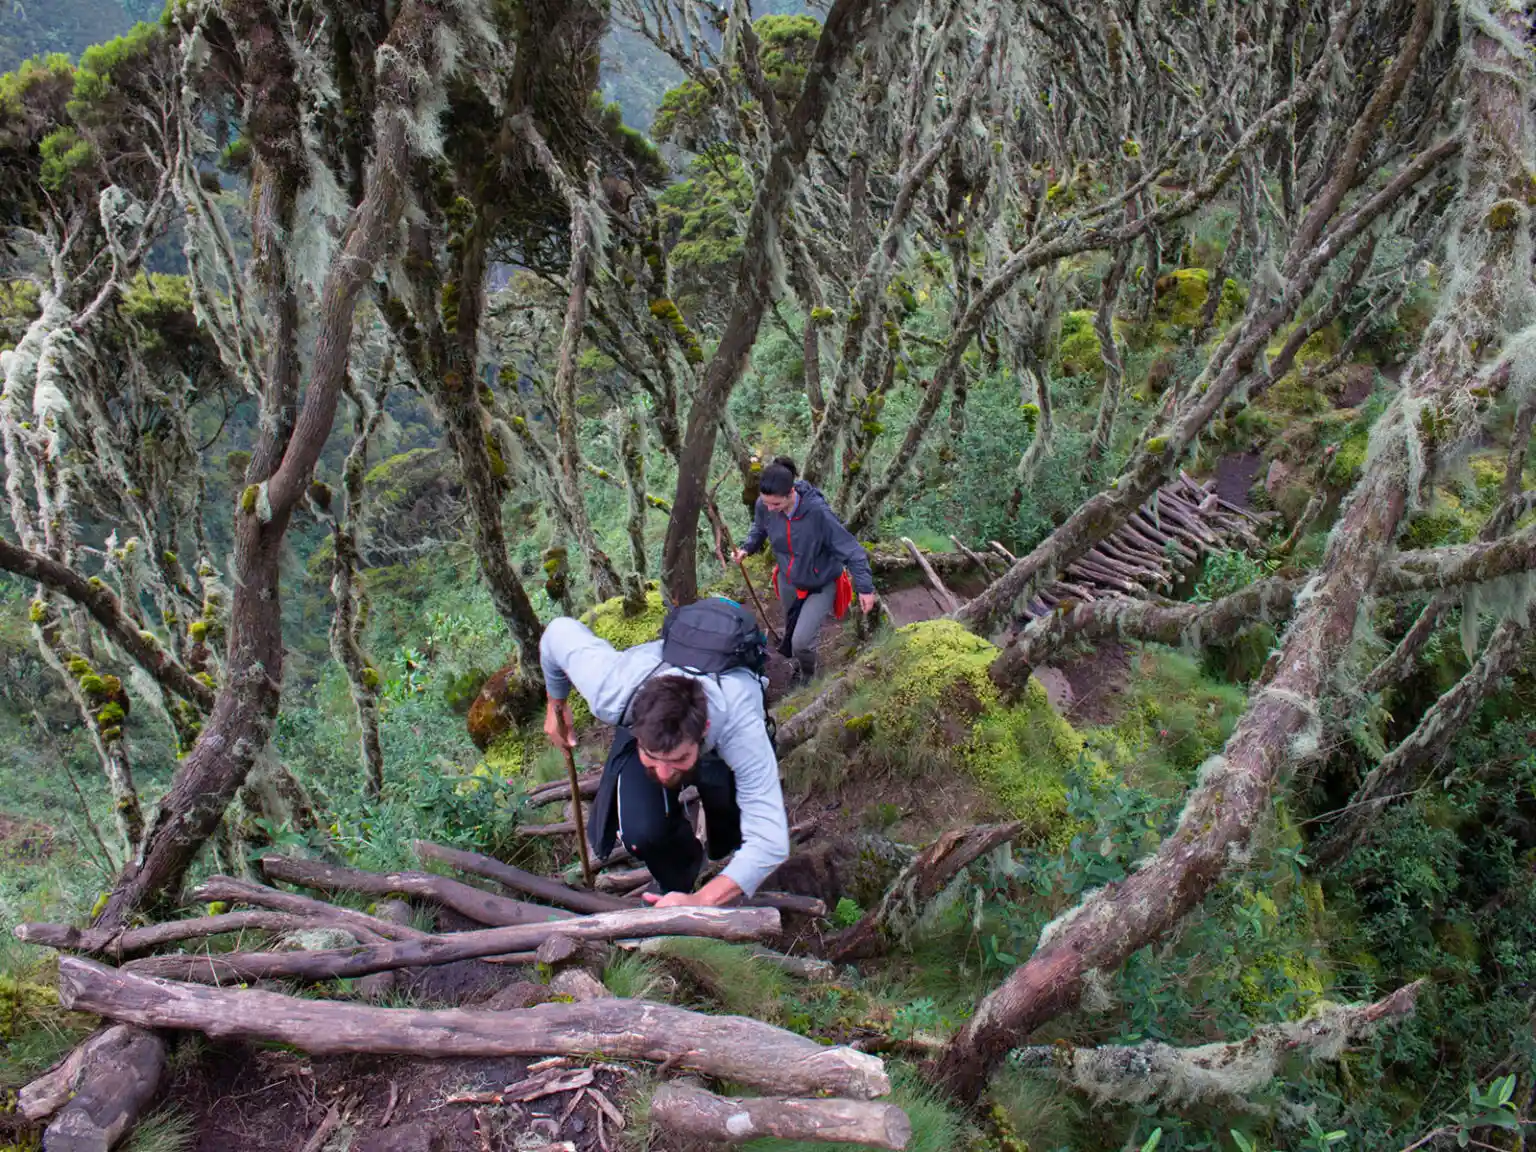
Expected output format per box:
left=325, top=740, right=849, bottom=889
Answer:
left=1145, top=436, right=1167, bottom=454
left=1054, top=310, right=1104, bottom=379
left=1157, top=267, right=1210, bottom=327
left=27, top=600, right=47, bottom=625
left=360, top=667, right=380, bottom=690
left=95, top=702, right=126, bottom=726
left=809, top=306, right=835, bottom=324
left=835, top=621, right=1095, bottom=839
left=582, top=590, right=666, bottom=651
left=239, top=485, right=259, bottom=515
left=187, top=620, right=208, bottom=642
left=483, top=731, right=533, bottom=778
left=77, top=673, right=107, bottom=696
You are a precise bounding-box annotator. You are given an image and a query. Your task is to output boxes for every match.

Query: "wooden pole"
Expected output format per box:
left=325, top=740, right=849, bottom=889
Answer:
left=563, top=743, right=596, bottom=888
left=57, top=957, right=891, bottom=1099
left=650, top=1082, right=910, bottom=1149
left=737, top=558, right=783, bottom=644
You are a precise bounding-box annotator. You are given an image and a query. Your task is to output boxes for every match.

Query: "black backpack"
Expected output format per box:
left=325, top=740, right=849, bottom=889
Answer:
left=660, top=597, right=769, bottom=677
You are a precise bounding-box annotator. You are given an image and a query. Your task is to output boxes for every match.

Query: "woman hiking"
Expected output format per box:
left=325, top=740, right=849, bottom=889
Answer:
left=731, top=457, right=877, bottom=685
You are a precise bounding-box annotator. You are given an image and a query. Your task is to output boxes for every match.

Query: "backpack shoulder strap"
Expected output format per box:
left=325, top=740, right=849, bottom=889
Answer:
left=619, top=659, right=666, bottom=729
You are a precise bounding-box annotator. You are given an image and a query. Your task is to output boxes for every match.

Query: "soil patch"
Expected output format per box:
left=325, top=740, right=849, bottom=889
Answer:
left=1058, top=640, right=1132, bottom=727
left=168, top=1040, right=635, bottom=1152
left=1213, top=452, right=1262, bottom=510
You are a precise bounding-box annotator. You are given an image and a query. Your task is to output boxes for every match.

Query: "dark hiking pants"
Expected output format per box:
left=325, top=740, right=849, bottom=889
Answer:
left=598, top=728, right=743, bottom=894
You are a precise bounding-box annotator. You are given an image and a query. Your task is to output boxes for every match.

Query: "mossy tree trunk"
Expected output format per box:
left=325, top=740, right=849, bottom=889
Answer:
left=95, top=0, right=426, bottom=927
left=660, top=0, right=886, bottom=605
left=935, top=2, right=1531, bottom=1101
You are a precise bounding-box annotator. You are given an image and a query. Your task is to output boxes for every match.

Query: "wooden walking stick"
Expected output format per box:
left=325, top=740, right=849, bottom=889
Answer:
left=559, top=723, right=595, bottom=887
left=736, top=558, right=782, bottom=645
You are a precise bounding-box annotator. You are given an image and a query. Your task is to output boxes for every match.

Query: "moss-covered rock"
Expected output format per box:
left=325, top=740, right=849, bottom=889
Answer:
left=789, top=620, right=1096, bottom=842
left=582, top=589, right=666, bottom=651
left=466, top=666, right=544, bottom=751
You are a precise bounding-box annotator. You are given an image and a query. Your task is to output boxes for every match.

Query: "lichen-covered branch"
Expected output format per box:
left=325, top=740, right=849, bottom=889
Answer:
left=935, top=2, right=1531, bottom=1102
left=1009, top=982, right=1421, bottom=1108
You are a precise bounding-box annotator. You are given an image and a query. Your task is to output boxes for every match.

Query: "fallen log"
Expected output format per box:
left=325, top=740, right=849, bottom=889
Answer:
left=594, top=866, right=652, bottom=894
left=865, top=546, right=974, bottom=576
left=1009, top=981, right=1422, bottom=1107
left=515, top=821, right=580, bottom=838
left=412, top=841, right=634, bottom=916
left=38, top=1024, right=165, bottom=1152
left=525, top=772, right=601, bottom=808
left=20, top=1028, right=123, bottom=1121
left=831, top=822, right=1024, bottom=963
left=949, top=536, right=999, bottom=579
left=58, top=956, right=890, bottom=1099
left=260, top=855, right=574, bottom=927
left=121, top=906, right=781, bottom=984
left=650, top=1082, right=911, bottom=1150
left=901, top=538, right=963, bottom=613
left=743, top=892, right=827, bottom=918
left=192, top=876, right=432, bottom=941
left=988, top=541, right=1017, bottom=564
left=13, top=910, right=387, bottom=959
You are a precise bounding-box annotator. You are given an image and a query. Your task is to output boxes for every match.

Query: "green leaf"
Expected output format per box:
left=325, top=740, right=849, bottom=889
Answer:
left=1141, top=1129, right=1163, bottom=1152
left=1231, top=1131, right=1256, bottom=1152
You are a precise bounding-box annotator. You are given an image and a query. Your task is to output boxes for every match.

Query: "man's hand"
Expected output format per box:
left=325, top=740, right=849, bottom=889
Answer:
left=730, top=548, right=747, bottom=565
left=859, top=591, right=878, bottom=615
left=641, top=875, right=743, bottom=909
left=543, top=696, right=576, bottom=750
left=642, top=890, right=703, bottom=908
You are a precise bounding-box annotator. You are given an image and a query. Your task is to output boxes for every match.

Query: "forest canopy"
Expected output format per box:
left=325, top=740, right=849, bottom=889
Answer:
left=1, top=1, right=1535, bottom=1151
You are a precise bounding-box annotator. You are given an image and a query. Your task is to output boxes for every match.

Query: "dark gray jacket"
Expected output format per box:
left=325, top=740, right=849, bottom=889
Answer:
left=739, top=480, right=875, bottom=595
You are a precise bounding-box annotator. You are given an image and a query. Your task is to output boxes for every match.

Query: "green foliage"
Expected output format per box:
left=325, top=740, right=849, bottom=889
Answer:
left=122, top=1106, right=196, bottom=1152
left=1193, top=549, right=1280, bottom=603
left=832, top=896, right=863, bottom=927
left=37, top=125, right=94, bottom=190
left=601, top=952, right=664, bottom=1000
left=582, top=589, right=665, bottom=650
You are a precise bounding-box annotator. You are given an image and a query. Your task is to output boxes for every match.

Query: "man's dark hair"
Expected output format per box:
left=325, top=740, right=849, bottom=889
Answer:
left=630, top=675, right=709, bottom=752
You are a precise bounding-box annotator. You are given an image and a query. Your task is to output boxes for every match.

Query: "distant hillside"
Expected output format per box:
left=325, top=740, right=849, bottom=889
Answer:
left=0, top=0, right=135, bottom=73
left=601, top=1, right=810, bottom=131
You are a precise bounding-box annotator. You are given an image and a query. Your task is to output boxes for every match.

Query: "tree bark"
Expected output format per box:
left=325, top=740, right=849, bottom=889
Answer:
left=0, top=538, right=213, bottom=711
left=260, top=855, right=575, bottom=927
left=58, top=956, right=889, bottom=1099
left=650, top=1082, right=911, bottom=1150
left=901, top=538, right=962, bottom=614
left=1009, top=981, right=1421, bottom=1108
left=831, top=823, right=1024, bottom=963
left=38, top=1024, right=165, bottom=1152
left=192, top=875, right=431, bottom=941
left=121, top=906, right=781, bottom=984
left=13, top=910, right=384, bottom=960
left=934, top=3, right=1531, bottom=1101
left=661, top=0, right=883, bottom=604
left=94, top=5, right=425, bottom=927
left=412, top=841, right=633, bottom=915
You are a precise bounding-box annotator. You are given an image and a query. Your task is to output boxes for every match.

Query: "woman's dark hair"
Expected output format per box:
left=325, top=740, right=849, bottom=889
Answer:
left=630, top=676, right=709, bottom=753
left=759, top=456, right=798, bottom=497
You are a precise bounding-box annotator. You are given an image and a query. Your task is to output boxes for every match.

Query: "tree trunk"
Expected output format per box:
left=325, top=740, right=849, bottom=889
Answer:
left=412, top=841, right=633, bottom=915
left=934, top=3, right=1530, bottom=1100
left=58, top=956, right=890, bottom=1099
left=831, top=823, right=1024, bottom=963
left=192, top=875, right=431, bottom=941
left=39, top=1025, right=165, bottom=1152
left=661, top=0, right=883, bottom=604
left=93, top=11, right=425, bottom=925
left=650, top=1082, right=911, bottom=1150
left=1316, top=613, right=1533, bottom=867
left=121, top=906, right=781, bottom=984
left=261, top=855, right=575, bottom=927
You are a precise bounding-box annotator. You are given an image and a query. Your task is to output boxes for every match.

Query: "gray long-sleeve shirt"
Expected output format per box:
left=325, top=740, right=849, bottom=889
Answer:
left=539, top=617, right=789, bottom=897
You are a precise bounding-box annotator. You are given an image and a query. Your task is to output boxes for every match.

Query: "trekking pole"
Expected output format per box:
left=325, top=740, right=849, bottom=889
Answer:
left=560, top=730, right=595, bottom=887
left=736, top=558, right=782, bottom=645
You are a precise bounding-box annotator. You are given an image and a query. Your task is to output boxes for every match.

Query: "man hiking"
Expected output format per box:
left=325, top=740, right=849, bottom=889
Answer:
left=540, top=598, right=789, bottom=908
